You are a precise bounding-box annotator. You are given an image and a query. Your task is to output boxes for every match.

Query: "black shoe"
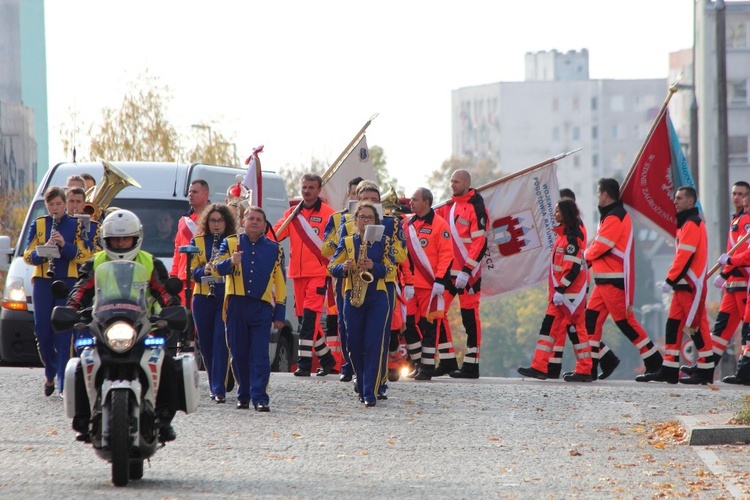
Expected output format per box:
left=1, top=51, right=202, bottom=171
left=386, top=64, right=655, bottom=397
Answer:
left=75, top=432, right=91, bottom=443
left=680, top=364, right=698, bottom=376
left=723, top=374, right=750, bottom=385
left=563, top=372, right=593, bottom=382
left=236, top=401, right=250, bottom=410
left=449, top=366, right=480, bottom=379
left=44, top=383, right=55, bottom=397
left=358, top=396, right=365, bottom=403
left=294, top=368, right=311, bottom=377
left=599, top=357, right=621, bottom=380
left=414, top=370, right=433, bottom=381
left=517, top=367, right=547, bottom=380
left=635, top=370, right=677, bottom=384
left=214, top=395, right=226, bottom=404
left=406, top=368, right=419, bottom=379
left=377, top=393, right=388, bottom=400
left=316, top=365, right=335, bottom=377
left=388, top=368, right=400, bottom=382
left=364, top=400, right=376, bottom=407
left=433, top=360, right=458, bottom=377
left=158, top=425, right=176, bottom=443
left=339, top=373, right=353, bottom=382
left=254, top=402, right=270, bottom=412
left=679, top=373, right=712, bottom=385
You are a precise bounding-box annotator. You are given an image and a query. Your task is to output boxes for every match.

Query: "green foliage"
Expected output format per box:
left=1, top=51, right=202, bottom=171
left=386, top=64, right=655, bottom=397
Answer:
left=278, top=158, right=327, bottom=199
left=0, top=184, right=35, bottom=294
left=427, top=156, right=503, bottom=203
left=369, top=145, right=404, bottom=195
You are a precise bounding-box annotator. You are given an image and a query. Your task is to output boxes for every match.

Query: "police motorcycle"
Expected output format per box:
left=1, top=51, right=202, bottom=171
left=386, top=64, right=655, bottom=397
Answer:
left=51, top=260, right=199, bottom=487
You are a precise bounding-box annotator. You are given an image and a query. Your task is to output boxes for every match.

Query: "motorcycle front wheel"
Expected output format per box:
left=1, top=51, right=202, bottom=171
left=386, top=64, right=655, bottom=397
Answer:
left=110, top=390, right=130, bottom=487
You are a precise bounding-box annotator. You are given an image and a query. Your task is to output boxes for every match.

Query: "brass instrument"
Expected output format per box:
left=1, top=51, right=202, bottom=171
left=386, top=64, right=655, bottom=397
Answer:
left=349, top=238, right=374, bottom=308
left=83, top=161, right=142, bottom=221
left=381, top=184, right=403, bottom=216
left=206, top=229, right=221, bottom=300
left=46, top=214, right=58, bottom=277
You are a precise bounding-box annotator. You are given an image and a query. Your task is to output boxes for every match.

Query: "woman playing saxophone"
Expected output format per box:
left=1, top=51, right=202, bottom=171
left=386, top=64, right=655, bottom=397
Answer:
left=328, top=202, right=393, bottom=407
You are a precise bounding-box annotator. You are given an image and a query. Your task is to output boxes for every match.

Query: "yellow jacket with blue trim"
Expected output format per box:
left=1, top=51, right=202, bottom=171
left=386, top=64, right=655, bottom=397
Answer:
left=322, top=209, right=348, bottom=259
left=327, top=233, right=392, bottom=295
left=23, top=214, right=92, bottom=279
left=339, top=213, right=407, bottom=282
left=214, top=233, right=286, bottom=322
left=190, top=233, right=226, bottom=296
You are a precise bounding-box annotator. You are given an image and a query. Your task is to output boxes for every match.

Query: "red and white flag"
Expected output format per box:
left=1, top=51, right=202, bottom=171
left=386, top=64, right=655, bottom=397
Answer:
left=320, top=135, right=376, bottom=211
left=480, top=163, right=559, bottom=298
left=243, top=145, right=264, bottom=207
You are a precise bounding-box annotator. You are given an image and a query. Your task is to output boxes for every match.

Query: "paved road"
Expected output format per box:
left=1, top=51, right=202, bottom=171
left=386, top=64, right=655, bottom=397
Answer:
left=1, top=367, right=749, bottom=498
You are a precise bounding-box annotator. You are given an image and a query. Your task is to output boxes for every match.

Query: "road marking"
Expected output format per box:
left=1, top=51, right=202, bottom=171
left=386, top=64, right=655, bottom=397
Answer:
left=694, top=448, right=746, bottom=499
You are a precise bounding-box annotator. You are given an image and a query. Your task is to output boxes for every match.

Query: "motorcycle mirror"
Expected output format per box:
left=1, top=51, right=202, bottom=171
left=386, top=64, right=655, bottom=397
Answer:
left=51, top=280, right=70, bottom=299
left=160, top=305, right=188, bottom=332
left=51, top=306, right=79, bottom=332
left=165, top=277, right=183, bottom=295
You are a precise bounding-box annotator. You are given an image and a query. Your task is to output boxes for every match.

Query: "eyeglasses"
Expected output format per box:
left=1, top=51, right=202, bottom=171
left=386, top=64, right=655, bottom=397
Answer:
left=208, top=218, right=225, bottom=224
left=358, top=215, right=375, bottom=221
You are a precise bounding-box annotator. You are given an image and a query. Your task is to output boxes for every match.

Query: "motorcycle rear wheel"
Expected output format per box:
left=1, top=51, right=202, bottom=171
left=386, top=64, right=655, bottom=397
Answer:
left=110, top=390, right=130, bottom=487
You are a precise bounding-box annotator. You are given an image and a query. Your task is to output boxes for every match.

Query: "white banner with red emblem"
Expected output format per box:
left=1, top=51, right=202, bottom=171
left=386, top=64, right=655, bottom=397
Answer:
left=480, top=163, right=559, bottom=298
left=320, top=135, right=377, bottom=211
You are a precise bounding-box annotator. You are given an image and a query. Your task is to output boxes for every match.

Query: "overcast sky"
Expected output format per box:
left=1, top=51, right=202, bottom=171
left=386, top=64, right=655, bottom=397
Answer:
left=45, top=0, right=695, bottom=194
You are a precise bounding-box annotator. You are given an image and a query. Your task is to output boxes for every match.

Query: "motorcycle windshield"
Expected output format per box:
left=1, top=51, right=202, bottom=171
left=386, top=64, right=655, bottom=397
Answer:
left=93, top=261, right=149, bottom=322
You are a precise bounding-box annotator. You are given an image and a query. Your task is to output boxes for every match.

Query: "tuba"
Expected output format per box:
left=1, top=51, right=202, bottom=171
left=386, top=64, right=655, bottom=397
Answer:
left=83, top=161, right=142, bottom=221
left=381, top=184, right=403, bottom=216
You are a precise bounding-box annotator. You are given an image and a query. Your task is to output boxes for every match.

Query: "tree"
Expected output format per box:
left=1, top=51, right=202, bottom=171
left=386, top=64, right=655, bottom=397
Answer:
left=0, top=184, right=35, bottom=294
left=88, top=72, right=181, bottom=162
left=278, top=158, right=326, bottom=199
left=184, top=126, right=238, bottom=167
left=369, top=145, right=403, bottom=195
left=427, top=156, right=503, bottom=203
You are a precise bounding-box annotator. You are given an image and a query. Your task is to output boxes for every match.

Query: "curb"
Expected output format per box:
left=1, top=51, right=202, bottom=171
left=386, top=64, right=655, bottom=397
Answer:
left=677, top=413, right=750, bottom=446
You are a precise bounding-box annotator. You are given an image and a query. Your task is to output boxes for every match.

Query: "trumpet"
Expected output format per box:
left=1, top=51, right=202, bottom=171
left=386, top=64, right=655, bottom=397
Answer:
left=206, top=229, right=220, bottom=300
left=46, top=214, right=58, bottom=278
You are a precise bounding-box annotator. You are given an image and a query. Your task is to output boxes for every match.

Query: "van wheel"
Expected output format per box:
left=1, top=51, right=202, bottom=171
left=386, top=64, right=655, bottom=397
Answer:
left=271, top=335, right=291, bottom=372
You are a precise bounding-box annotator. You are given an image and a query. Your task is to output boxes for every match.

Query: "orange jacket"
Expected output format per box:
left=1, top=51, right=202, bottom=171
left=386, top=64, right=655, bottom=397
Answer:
left=404, top=209, right=453, bottom=290
left=435, top=189, right=488, bottom=277
left=273, top=198, right=334, bottom=279
left=720, top=210, right=750, bottom=291
left=549, top=224, right=586, bottom=300
left=584, top=201, right=633, bottom=290
left=170, top=209, right=200, bottom=280
left=665, top=207, right=707, bottom=292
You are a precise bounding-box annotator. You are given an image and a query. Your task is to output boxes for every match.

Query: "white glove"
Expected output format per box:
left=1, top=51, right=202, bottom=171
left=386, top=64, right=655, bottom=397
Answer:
left=713, top=275, right=727, bottom=289
left=552, top=292, right=564, bottom=306
left=431, top=282, right=445, bottom=297
left=718, top=253, right=731, bottom=266
left=661, top=282, right=672, bottom=294
left=455, top=271, right=470, bottom=289
left=403, top=285, right=415, bottom=301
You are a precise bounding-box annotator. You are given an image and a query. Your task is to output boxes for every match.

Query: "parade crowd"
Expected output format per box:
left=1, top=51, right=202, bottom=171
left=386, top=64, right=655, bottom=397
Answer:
left=22, top=170, right=750, bottom=428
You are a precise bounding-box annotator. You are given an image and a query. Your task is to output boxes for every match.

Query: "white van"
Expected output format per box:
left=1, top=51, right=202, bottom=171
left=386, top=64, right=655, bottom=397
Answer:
left=0, top=161, right=298, bottom=371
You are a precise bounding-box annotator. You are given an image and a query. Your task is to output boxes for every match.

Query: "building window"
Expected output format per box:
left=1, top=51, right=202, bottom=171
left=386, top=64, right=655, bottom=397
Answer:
left=573, top=156, right=581, bottom=168
left=592, top=126, right=598, bottom=139
left=591, top=97, right=598, bottom=111
left=728, top=21, right=748, bottom=49
left=729, top=136, right=749, bottom=164
left=572, top=97, right=579, bottom=111
left=611, top=95, right=624, bottom=112
left=729, top=80, right=748, bottom=105
left=552, top=127, right=559, bottom=141
left=572, top=127, right=580, bottom=140
left=552, top=98, right=559, bottom=112
left=592, top=154, right=599, bottom=167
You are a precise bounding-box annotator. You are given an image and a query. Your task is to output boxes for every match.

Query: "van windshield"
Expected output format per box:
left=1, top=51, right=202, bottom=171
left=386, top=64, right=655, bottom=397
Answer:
left=20, top=199, right=189, bottom=259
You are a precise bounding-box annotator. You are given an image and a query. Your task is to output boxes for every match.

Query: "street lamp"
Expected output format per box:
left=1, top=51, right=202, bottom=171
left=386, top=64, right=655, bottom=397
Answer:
left=191, top=124, right=213, bottom=146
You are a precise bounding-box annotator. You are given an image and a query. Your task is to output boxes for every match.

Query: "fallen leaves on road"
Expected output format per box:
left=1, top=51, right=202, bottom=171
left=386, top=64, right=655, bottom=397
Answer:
left=647, top=420, right=688, bottom=448
left=569, top=449, right=582, bottom=456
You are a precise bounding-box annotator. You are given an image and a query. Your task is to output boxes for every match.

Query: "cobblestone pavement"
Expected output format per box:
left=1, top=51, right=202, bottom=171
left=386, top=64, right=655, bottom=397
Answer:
left=1, top=367, right=749, bottom=498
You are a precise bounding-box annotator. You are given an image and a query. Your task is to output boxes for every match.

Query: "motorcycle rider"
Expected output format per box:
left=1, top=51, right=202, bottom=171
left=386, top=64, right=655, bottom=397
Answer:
left=67, top=209, right=182, bottom=442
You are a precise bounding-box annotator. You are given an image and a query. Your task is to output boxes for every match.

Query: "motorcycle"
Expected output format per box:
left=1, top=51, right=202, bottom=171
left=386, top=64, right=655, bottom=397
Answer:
left=51, top=260, right=200, bottom=487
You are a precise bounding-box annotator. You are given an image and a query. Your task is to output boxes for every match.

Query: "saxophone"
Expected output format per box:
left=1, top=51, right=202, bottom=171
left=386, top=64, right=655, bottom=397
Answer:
left=349, top=239, right=374, bottom=308
left=206, top=229, right=220, bottom=300
left=46, top=214, right=58, bottom=278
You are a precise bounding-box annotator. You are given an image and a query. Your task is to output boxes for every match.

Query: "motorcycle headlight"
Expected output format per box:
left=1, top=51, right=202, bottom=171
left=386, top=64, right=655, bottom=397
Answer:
left=105, top=321, right=136, bottom=352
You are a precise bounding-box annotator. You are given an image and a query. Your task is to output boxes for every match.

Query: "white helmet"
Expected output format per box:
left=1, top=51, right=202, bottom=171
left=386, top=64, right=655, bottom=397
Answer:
left=101, top=209, right=143, bottom=261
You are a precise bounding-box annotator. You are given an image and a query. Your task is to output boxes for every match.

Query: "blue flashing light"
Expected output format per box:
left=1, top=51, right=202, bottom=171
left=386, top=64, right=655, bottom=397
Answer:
left=144, top=337, right=166, bottom=347
left=75, top=337, right=95, bottom=348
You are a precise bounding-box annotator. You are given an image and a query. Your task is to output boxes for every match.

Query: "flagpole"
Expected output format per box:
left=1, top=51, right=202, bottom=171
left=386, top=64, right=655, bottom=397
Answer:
left=275, top=114, right=379, bottom=235
left=620, top=80, right=680, bottom=192
left=434, top=148, right=582, bottom=209
left=707, top=232, right=750, bottom=278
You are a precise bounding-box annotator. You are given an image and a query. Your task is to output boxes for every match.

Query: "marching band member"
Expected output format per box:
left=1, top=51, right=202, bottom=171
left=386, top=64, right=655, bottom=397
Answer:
left=403, top=188, right=454, bottom=381
left=518, top=199, right=593, bottom=382
left=637, top=186, right=713, bottom=384
left=215, top=206, right=286, bottom=412
left=171, top=179, right=210, bottom=304
left=191, top=204, right=237, bottom=403
left=274, top=173, right=337, bottom=377
left=23, top=187, right=90, bottom=396
left=328, top=202, right=392, bottom=406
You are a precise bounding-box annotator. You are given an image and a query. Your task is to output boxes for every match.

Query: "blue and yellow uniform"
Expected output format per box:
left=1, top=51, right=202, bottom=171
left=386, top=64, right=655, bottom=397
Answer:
left=328, top=233, right=393, bottom=405
left=23, top=213, right=90, bottom=393
left=191, top=233, right=231, bottom=401
left=322, top=209, right=351, bottom=376
left=215, top=233, right=286, bottom=408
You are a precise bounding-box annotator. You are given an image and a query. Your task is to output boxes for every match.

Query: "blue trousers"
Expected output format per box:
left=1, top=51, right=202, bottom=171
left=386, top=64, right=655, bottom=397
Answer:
left=335, top=278, right=353, bottom=377
left=32, top=277, right=74, bottom=391
left=343, top=289, right=389, bottom=404
left=193, top=293, right=230, bottom=398
left=225, top=296, right=272, bottom=406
